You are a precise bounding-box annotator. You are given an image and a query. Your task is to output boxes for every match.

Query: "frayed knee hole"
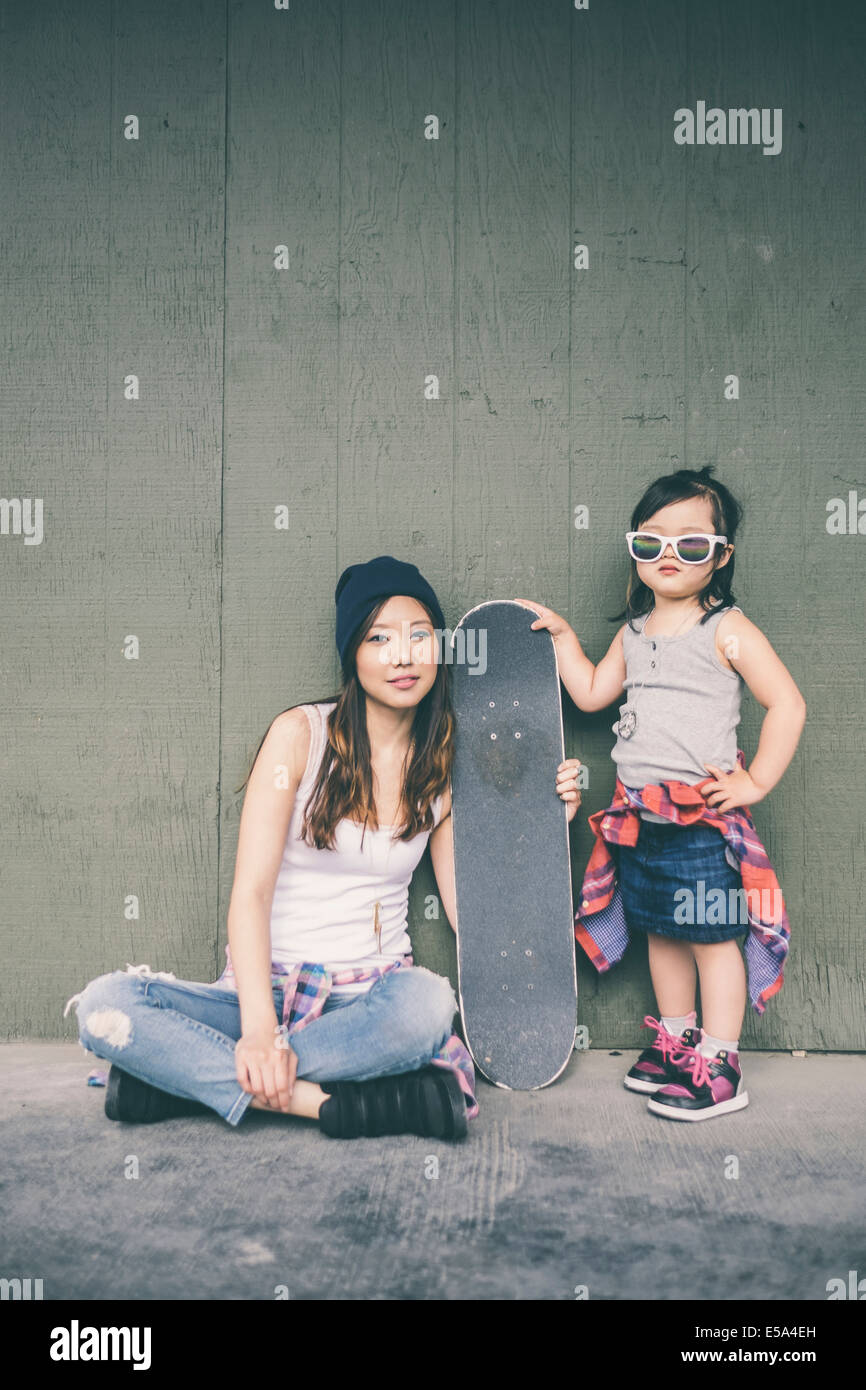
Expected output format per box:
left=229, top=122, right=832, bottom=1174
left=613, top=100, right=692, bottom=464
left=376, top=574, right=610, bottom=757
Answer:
left=83, top=1008, right=132, bottom=1049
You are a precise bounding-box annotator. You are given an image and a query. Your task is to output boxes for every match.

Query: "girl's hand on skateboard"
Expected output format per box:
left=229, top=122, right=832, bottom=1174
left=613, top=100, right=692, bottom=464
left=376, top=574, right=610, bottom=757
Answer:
left=512, top=598, right=577, bottom=647
left=700, top=762, right=765, bottom=813
left=556, top=758, right=582, bottom=822
left=236, top=1025, right=297, bottom=1113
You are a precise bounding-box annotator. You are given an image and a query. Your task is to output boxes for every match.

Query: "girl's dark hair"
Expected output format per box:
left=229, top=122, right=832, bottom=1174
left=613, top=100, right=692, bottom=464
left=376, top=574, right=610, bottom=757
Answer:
left=612, top=465, right=743, bottom=628
left=235, top=598, right=455, bottom=850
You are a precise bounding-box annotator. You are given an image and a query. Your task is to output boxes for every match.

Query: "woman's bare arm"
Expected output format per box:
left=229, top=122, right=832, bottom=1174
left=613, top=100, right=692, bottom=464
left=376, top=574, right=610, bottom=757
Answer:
left=226, top=707, right=310, bottom=1109
left=227, top=707, right=308, bottom=1026
left=428, top=789, right=456, bottom=933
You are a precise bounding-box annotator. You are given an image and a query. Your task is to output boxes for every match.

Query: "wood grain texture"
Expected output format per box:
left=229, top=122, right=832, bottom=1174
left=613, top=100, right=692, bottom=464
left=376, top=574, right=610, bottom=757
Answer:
left=1, top=0, right=225, bottom=1033
left=794, top=2, right=866, bottom=1052
left=566, top=0, right=690, bottom=1049
left=1, top=1, right=862, bottom=1045
left=331, top=1, right=458, bottom=982
left=215, top=0, right=343, bottom=962
left=681, top=3, right=805, bottom=1052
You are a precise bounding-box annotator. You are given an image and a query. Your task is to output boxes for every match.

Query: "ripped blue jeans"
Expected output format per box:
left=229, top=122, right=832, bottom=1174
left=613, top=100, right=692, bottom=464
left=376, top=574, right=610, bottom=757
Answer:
left=64, top=963, right=458, bottom=1126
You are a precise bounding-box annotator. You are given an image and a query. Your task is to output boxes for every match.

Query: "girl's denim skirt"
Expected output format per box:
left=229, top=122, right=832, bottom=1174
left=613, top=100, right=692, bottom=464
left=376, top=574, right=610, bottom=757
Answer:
left=615, top=818, right=748, bottom=944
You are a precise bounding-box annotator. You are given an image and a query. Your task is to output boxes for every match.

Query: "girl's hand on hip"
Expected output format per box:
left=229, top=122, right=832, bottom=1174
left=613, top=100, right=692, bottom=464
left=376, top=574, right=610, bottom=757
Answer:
left=556, top=758, right=582, bottom=822
left=236, top=1025, right=297, bottom=1113
left=701, top=763, right=765, bottom=813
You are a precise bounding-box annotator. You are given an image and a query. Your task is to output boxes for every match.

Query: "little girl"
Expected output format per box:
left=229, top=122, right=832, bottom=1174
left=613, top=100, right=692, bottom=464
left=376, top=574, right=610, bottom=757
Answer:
left=519, top=466, right=806, bottom=1121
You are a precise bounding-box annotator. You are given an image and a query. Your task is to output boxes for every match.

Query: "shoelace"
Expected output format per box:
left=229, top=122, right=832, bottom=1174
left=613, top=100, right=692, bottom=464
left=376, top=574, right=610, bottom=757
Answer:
left=641, top=1014, right=684, bottom=1061
left=668, top=1045, right=713, bottom=1089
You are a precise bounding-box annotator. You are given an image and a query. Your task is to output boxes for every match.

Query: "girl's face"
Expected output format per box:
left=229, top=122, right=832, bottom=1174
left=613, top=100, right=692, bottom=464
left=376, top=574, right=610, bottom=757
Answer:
left=633, top=495, right=732, bottom=600
left=354, top=595, right=440, bottom=709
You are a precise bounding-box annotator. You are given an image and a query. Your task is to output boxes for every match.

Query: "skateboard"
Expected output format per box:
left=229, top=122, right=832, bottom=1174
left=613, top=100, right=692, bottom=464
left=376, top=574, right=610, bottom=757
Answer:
left=449, top=599, right=578, bottom=1090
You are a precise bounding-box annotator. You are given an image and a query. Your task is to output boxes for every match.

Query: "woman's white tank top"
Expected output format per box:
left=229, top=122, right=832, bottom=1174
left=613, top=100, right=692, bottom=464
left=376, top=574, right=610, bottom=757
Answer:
left=268, top=702, right=445, bottom=982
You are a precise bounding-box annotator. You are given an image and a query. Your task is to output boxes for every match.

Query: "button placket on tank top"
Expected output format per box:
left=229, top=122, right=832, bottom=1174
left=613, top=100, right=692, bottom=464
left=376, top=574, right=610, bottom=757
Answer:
left=614, top=605, right=698, bottom=741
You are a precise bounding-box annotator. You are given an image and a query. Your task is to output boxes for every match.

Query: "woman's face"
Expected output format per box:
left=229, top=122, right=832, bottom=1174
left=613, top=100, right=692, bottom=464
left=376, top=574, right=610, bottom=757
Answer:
left=634, top=495, right=732, bottom=600
left=353, top=595, right=440, bottom=708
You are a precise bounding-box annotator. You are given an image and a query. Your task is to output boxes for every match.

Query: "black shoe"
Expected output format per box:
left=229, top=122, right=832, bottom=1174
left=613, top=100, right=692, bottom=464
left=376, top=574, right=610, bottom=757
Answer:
left=318, top=1065, right=468, bottom=1141
left=104, top=1064, right=208, bottom=1123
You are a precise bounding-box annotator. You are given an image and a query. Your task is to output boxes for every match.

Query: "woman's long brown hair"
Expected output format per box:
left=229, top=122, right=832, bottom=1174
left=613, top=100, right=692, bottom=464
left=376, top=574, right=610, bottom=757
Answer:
left=236, top=599, right=455, bottom=850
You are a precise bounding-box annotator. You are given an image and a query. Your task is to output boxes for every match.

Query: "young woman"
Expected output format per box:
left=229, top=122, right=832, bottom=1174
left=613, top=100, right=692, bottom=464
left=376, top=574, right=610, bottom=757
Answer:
left=65, top=555, right=584, bottom=1141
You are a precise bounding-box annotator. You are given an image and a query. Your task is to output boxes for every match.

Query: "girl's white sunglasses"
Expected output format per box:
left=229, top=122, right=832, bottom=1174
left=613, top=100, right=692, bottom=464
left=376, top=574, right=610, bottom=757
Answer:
left=626, top=531, right=728, bottom=565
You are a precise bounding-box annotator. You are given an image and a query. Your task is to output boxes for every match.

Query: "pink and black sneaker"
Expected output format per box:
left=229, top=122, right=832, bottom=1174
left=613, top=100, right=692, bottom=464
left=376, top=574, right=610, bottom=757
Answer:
left=647, top=1046, right=749, bottom=1121
left=623, top=1015, right=701, bottom=1094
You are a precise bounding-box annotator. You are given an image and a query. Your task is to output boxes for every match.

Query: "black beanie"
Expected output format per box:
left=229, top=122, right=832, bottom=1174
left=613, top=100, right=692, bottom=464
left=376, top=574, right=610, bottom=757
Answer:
left=334, top=555, right=446, bottom=666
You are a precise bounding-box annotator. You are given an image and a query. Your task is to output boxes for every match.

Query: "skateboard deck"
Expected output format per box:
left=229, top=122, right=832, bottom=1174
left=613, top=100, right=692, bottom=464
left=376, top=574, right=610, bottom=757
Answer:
left=450, top=599, right=578, bottom=1090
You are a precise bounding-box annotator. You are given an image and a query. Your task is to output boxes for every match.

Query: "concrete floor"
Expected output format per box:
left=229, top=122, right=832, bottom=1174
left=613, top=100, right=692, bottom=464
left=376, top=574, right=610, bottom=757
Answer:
left=1, top=1043, right=863, bottom=1301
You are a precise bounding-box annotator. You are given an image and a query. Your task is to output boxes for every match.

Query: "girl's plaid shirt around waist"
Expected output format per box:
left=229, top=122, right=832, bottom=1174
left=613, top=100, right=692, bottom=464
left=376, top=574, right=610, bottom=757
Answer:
left=573, top=750, right=790, bottom=1013
left=217, top=948, right=478, bottom=1119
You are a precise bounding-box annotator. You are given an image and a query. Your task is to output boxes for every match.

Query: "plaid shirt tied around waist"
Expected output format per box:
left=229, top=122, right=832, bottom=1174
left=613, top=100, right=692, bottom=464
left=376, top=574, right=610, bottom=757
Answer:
left=218, top=947, right=478, bottom=1119
left=573, top=750, right=790, bottom=1013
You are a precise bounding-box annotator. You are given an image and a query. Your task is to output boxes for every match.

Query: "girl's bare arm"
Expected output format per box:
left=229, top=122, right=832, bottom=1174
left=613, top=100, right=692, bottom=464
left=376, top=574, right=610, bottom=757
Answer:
left=512, top=599, right=627, bottom=712
left=703, top=611, right=807, bottom=810
left=556, top=624, right=628, bottom=712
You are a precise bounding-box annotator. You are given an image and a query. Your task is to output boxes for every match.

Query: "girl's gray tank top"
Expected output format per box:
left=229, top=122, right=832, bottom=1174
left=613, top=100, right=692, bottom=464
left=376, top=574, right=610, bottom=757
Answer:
left=611, top=604, right=745, bottom=822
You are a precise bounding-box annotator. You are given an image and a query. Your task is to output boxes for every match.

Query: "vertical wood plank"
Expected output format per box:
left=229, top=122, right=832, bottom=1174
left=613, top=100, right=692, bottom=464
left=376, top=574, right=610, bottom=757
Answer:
left=454, top=0, right=571, bottom=612
left=0, top=0, right=225, bottom=1030
left=103, top=0, right=226, bottom=987
left=684, top=1, right=810, bottom=1048
left=796, top=0, right=866, bottom=1046
left=335, top=0, right=457, bottom=979
left=217, top=0, right=342, bottom=952
left=568, top=0, right=689, bottom=1046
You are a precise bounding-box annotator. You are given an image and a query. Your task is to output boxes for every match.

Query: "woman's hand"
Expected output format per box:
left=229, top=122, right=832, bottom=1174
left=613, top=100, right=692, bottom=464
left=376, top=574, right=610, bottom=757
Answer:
left=235, top=1024, right=297, bottom=1113
left=700, top=763, right=766, bottom=813
left=556, top=758, right=583, bottom=822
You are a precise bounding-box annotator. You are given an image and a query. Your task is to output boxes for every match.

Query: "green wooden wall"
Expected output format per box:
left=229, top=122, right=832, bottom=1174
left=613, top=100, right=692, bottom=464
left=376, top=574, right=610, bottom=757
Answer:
left=2, top=0, right=863, bottom=1047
